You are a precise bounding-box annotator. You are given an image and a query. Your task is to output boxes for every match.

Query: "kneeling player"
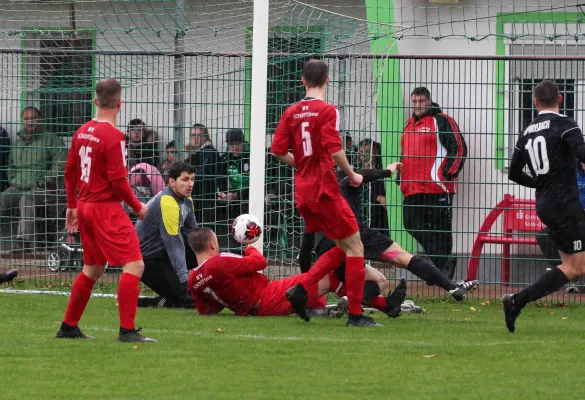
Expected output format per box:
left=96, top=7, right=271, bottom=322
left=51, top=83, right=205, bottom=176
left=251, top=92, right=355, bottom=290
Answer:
left=299, top=165, right=478, bottom=315
left=187, top=227, right=400, bottom=323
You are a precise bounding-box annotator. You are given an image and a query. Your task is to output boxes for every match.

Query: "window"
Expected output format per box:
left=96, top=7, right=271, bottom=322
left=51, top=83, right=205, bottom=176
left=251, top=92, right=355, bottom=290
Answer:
left=265, top=31, right=323, bottom=131
left=507, top=44, right=583, bottom=161
left=22, top=31, right=94, bottom=136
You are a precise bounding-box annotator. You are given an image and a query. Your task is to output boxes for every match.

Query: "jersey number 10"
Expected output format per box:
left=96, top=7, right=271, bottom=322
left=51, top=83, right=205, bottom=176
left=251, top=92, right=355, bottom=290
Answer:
left=525, top=136, right=550, bottom=175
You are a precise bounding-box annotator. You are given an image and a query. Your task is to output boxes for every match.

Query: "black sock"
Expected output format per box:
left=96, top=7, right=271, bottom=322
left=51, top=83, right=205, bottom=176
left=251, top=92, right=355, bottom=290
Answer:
left=407, top=256, right=457, bottom=291
left=362, top=281, right=381, bottom=305
left=513, top=267, right=569, bottom=308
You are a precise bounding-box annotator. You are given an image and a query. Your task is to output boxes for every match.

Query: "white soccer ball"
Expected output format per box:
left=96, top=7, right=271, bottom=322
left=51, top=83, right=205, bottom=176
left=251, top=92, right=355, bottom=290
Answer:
left=232, top=214, right=263, bottom=245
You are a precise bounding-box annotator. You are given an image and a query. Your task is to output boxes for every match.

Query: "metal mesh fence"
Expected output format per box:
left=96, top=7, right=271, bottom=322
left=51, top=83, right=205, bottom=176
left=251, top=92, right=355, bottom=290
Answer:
left=3, top=51, right=585, bottom=301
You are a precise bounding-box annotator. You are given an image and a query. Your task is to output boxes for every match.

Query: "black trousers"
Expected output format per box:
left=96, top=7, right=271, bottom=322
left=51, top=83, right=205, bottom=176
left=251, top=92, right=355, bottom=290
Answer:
left=403, top=193, right=456, bottom=278
left=139, top=254, right=195, bottom=308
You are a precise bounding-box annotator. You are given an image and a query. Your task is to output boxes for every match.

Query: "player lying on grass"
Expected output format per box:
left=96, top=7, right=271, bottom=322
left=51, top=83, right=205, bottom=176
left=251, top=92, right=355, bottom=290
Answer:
left=299, top=164, right=478, bottom=316
left=187, top=227, right=405, bottom=324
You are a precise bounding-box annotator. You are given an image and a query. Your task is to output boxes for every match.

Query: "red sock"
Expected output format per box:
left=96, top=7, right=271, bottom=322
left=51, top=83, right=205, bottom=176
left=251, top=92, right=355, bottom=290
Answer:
left=304, top=247, right=345, bottom=285
left=63, top=272, right=96, bottom=327
left=368, top=296, right=388, bottom=313
left=118, top=273, right=140, bottom=331
left=345, top=256, right=365, bottom=315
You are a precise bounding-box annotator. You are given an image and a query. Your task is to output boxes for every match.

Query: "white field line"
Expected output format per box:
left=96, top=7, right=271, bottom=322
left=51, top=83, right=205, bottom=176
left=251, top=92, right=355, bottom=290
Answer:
left=2, top=322, right=583, bottom=347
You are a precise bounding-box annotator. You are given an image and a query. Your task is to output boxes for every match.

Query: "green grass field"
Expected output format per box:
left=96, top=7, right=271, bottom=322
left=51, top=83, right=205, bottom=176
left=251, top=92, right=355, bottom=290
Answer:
left=1, top=293, right=583, bottom=400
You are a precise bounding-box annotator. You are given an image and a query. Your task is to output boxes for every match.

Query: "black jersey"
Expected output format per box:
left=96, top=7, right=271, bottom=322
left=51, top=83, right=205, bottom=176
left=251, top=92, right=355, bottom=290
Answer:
left=509, top=111, right=585, bottom=209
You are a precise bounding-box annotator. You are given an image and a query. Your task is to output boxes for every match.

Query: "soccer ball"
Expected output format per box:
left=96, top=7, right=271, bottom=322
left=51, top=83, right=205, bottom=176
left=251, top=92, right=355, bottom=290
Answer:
left=232, top=214, right=262, bottom=245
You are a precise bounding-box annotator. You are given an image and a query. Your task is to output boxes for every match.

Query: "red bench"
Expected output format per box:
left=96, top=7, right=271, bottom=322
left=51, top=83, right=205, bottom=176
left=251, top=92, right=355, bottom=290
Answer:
left=466, top=194, right=546, bottom=284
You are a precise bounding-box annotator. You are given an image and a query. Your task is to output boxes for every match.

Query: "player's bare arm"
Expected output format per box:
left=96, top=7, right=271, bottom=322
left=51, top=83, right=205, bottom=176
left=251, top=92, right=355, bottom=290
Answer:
left=387, top=162, right=403, bottom=174
left=272, top=152, right=296, bottom=168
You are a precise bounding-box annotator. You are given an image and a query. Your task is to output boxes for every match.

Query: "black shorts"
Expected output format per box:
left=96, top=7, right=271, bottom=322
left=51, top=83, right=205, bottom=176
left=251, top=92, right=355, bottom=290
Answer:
left=538, top=201, right=585, bottom=254
left=315, top=225, right=394, bottom=283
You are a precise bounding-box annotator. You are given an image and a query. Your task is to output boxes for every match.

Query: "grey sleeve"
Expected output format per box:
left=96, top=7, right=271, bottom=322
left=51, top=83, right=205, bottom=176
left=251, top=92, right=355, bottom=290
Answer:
left=183, top=199, right=198, bottom=235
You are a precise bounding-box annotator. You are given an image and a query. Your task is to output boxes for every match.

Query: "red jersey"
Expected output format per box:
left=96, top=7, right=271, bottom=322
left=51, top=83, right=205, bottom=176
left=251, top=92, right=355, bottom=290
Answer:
left=400, top=108, right=467, bottom=196
left=188, top=247, right=270, bottom=316
left=65, top=120, right=129, bottom=206
left=271, top=98, right=343, bottom=203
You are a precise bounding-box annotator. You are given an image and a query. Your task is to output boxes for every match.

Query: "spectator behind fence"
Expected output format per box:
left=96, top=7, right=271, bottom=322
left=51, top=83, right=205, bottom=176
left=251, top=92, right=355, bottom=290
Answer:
left=136, top=161, right=197, bottom=308
left=126, top=118, right=158, bottom=168
left=0, top=107, right=67, bottom=248
left=358, top=138, right=390, bottom=238
left=344, top=133, right=359, bottom=169
left=217, top=128, right=250, bottom=249
left=0, top=127, right=10, bottom=192
left=398, top=87, right=467, bottom=280
left=159, top=140, right=176, bottom=183
left=187, top=123, right=219, bottom=226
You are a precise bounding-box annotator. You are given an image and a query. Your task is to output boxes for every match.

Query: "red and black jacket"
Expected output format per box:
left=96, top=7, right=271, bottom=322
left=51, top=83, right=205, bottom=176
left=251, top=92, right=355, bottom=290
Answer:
left=399, top=103, right=467, bottom=197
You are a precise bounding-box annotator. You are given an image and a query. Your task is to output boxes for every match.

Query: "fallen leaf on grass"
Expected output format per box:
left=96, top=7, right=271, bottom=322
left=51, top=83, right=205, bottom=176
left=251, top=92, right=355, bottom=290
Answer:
left=452, top=309, right=463, bottom=312
left=423, top=354, right=437, bottom=358
left=465, top=317, right=471, bottom=321
left=562, top=317, right=568, bottom=320
left=480, top=301, right=491, bottom=306
left=133, top=346, right=139, bottom=350
left=217, top=328, right=225, bottom=333
left=470, top=307, right=477, bottom=312
left=547, top=309, right=554, bottom=315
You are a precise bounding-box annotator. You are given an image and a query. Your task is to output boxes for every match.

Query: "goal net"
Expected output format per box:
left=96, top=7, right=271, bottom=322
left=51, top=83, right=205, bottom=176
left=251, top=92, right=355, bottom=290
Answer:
left=0, top=0, right=404, bottom=292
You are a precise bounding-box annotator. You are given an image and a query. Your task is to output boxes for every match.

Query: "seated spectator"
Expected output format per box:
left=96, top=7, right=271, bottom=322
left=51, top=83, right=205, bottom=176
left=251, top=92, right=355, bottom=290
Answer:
left=159, top=140, right=176, bottom=183
left=187, top=123, right=219, bottom=227
left=0, top=107, right=67, bottom=249
left=217, top=129, right=250, bottom=249
left=136, top=162, right=197, bottom=308
left=126, top=118, right=158, bottom=168
left=0, top=127, right=9, bottom=192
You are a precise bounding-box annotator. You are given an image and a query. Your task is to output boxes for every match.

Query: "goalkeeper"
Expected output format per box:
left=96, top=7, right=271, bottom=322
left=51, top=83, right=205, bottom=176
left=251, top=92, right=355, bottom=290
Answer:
left=136, top=162, right=198, bottom=308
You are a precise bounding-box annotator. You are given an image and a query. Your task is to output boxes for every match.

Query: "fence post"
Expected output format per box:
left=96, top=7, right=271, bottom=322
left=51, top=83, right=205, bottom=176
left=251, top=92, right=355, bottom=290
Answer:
left=248, top=0, right=269, bottom=253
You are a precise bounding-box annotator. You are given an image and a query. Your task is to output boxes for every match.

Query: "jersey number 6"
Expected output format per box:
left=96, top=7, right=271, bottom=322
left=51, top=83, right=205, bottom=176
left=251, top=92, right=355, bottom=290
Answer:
left=525, top=136, right=550, bottom=175
left=301, top=122, right=313, bottom=156
left=79, top=146, right=93, bottom=183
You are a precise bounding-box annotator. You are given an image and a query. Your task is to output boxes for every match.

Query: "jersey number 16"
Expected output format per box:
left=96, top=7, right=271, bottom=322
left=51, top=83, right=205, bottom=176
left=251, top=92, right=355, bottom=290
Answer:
left=79, top=146, right=92, bottom=183
left=525, top=136, right=550, bottom=175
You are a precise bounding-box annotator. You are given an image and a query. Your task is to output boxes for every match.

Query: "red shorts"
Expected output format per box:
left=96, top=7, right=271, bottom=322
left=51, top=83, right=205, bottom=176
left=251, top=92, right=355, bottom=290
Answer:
left=254, top=274, right=321, bottom=316
left=77, top=201, right=142, bottom=267
left=298, top=198, right=359, bottom=240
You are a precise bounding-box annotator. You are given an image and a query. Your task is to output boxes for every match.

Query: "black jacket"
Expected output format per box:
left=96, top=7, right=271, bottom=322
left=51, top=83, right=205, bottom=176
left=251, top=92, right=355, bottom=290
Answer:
left=189, top=143, right=220, bottom=196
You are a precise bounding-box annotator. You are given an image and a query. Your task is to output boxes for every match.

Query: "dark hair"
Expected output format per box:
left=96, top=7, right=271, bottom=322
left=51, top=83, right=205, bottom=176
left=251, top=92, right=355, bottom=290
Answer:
left=534, top=80, right=560, bottom=107
left=95, top=78, right=122, bottom=109
left=411, top=87, right=431, bottom=99
left=191, top=123, right=210, bottom=141
left=21, top=106, right=42, bottom=119
left=168, top=161, right=196, bottom=181
left=166, top=140, right=176, bottom=149
left=189, top=227, right=215, bottom=253
left=302, top=59, right=328, bottom=88
left=128, top=118, right=145, bottom=128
